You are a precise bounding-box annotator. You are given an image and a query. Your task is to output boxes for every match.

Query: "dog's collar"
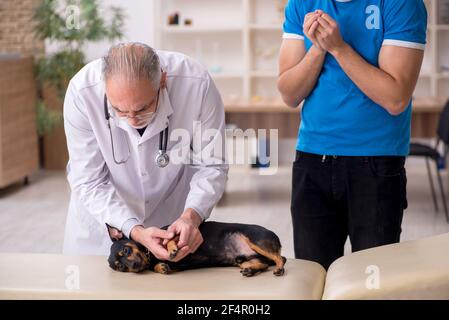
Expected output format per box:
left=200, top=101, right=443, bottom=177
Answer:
left=144, top=248, right=151, bottom=261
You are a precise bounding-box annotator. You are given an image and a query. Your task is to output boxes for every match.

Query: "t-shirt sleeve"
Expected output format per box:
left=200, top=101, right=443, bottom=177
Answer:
left=382, top=0, right=427, bottom=50
left=282, top=0, right=304, bottom=40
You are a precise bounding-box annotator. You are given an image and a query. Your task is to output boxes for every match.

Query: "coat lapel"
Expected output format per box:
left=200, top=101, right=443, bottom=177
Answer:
left=139, top=88, right=173, bottom=145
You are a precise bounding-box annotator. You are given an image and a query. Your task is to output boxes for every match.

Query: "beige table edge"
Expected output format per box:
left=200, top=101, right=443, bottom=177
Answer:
left=0, top=255, right=325, bottom=300
left=323, top=233, right=449, bottom=300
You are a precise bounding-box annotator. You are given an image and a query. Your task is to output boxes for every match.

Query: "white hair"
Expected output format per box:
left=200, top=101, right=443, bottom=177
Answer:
left=102, top=42, right=162, bottom=88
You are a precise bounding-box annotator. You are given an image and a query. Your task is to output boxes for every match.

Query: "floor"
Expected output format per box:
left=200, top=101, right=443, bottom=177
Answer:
left=0, top=161, right=448, bottom=258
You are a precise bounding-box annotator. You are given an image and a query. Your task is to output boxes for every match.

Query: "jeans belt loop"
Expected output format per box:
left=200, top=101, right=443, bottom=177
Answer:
left=322, top=155, right=327, bottom=163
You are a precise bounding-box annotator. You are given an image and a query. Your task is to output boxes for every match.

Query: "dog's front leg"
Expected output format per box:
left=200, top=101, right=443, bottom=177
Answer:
left=154, top=262, right=171, bottom=275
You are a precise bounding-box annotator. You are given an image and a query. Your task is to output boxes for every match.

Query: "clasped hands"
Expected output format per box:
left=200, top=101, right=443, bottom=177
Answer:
left=303, top=10, right=347, bottom=55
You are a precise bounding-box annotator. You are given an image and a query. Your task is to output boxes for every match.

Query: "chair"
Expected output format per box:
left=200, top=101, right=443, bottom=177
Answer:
left=409, top=100, right=449, bottom=223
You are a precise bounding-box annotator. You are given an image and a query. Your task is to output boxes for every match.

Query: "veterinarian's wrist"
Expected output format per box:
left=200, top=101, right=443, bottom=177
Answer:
left=130, top=225, right=144, bottom=242
left=122, top=218, right=141, bottom=239
left=181, top=208, right=203, bottom=228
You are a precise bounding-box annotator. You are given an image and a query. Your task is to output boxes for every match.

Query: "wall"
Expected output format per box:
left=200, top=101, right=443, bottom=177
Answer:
left=0, top=0, right=44, bottom=56
left=50, top=0, right=156, bottom=62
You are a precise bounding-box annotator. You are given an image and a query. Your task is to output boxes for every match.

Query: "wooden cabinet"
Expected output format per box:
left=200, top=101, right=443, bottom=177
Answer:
left=0, top=56, right=39, bottom=188
left=41, top=85, right=69, bottom=171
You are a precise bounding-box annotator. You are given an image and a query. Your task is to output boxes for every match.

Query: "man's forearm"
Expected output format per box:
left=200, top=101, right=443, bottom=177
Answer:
left=278, top=45, right=326, bottom=107
left=332, top=44, right=412, bottom=115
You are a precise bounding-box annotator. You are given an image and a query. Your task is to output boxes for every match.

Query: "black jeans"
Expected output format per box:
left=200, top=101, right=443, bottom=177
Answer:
left=291, top=151, right=408, bottom=270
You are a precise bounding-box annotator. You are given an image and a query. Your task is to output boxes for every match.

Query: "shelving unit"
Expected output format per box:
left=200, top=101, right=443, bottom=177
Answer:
left=154, top=0, right=286, bottom=100
left=419, top=0, right=449, bottom=97
left=155, top=0, right=449, bottom=102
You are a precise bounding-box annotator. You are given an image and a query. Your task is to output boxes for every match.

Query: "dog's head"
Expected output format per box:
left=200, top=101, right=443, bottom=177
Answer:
left=106, top=224, right=150, bottom=273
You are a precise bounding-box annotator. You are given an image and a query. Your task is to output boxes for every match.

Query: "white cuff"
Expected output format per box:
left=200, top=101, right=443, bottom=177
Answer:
left=283, top=33, right=305, bottom=40
left=184, top=205, right=208, bottom=222
left=382, top=39, right=426, bottom=50
left=121, top=218, right=142, bottom=239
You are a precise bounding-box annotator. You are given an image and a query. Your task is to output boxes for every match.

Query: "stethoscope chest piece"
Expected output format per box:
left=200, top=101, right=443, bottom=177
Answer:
left=155, top=150, right=170, bottom=168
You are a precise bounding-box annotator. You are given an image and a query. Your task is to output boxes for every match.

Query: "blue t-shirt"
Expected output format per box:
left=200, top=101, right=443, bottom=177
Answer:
left=283, top=0, right=427, bottom=156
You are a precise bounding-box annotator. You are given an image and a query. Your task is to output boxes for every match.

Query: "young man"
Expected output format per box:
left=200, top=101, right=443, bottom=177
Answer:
left=278, top=0, right=427, bottom=269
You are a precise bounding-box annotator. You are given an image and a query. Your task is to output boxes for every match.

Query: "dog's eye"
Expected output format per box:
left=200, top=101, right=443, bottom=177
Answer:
left=116, top=262, right=126, bottom=272
left=123, top=247, right=131, bottom=256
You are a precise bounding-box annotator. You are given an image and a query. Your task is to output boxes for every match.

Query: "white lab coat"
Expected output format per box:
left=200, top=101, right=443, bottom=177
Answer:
left=62, top=50, right=228, bottom=255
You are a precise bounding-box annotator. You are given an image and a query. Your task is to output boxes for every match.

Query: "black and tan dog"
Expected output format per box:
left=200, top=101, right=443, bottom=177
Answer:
left=107, top=221, right=286, bottom=277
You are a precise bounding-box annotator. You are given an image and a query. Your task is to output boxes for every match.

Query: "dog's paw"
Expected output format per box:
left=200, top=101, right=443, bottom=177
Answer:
left=154, top=262, right=170, bottom=275
left=161, top=263, right=170, bottom=274
left=240, top=268, right=257, bottom=277
left=169, top=249, right=178, bottom=260
left=273, top=267, right=285, bottom=276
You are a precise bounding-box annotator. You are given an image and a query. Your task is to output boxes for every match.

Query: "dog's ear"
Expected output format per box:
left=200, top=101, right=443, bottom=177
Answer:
left=106, top=223, right=124, bottom=242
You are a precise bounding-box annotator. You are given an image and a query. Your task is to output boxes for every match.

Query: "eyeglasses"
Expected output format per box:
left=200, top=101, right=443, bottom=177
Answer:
left=108, top=88, right=161, bottom=119
left=104, top=88, right=161, bottom=165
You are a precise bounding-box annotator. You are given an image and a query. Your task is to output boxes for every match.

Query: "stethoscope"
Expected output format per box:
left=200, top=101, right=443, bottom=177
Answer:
left=103, top=94, right=170, bottom=168
left=155, top=126, right=169, bottom=168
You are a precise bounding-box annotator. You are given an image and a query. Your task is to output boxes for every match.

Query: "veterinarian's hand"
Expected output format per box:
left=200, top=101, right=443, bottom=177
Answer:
left=303, top=10, right=325, bottom=52
left=315, top=13, right=347, bottom=55
left=130, top=226, right=174, bottom=261
left=163, top=208, right=204, bottom=262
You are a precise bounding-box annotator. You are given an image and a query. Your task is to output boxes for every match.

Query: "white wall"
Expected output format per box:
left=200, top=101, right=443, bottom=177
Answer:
left=46, top=0, right=156, bottom=62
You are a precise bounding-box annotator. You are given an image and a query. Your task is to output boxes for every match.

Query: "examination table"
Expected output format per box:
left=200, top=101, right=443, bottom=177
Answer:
left=1, top=233, right=448, bottom=300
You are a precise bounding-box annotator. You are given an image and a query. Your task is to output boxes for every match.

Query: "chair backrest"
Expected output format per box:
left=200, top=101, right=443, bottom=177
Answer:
left=437, top=100, right=449, bottom=146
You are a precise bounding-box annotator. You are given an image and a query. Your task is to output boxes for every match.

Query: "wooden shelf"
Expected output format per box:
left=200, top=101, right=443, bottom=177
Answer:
left=224, top=97, right=300, bottom=113
left=250, top=70, right=278, bottom=78
left=249, top=24, right=282, bottom=31
left=419, top=73, right=432, bottom=78
left=223, top=96, right=447, bottom=114
left=437, top=72, right=449, bottom=79
left=210, top=72, right=244, bottom=79
left=435, top=25, right=449, bottom=31
left=412, top=96, right=447, bottom=113
left=161, top=26, right=242, bottom=33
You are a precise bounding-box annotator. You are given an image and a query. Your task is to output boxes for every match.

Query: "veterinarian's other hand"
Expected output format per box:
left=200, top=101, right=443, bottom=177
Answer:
left=315, top=13, right=347, bottom=55
left=303, top=10, right=325, bottom=52
left=130, top=226, right=174, bottom=261
left=164, top=208, right=204, bottom=262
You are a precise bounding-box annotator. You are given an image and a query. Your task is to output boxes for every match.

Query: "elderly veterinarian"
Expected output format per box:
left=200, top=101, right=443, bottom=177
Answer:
left=63, top=42, right=228, bottom=261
